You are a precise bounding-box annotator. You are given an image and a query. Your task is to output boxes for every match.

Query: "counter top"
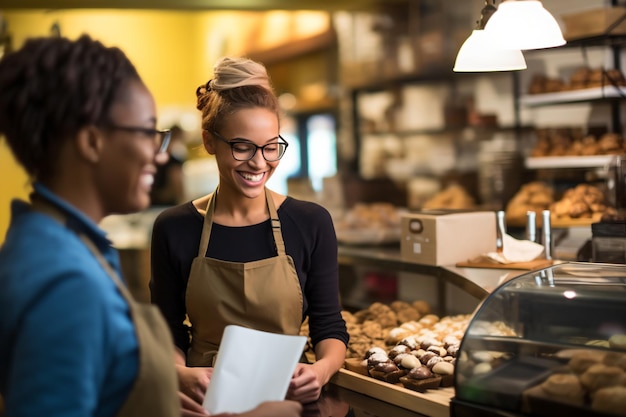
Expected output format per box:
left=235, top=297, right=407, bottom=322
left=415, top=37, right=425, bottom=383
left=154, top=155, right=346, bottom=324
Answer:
left=338, top=245, right=528, bottom=300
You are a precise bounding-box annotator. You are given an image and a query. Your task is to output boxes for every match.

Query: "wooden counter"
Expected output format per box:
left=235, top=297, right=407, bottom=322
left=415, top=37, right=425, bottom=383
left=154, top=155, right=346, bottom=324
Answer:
left=331, top=368, right=453, bottom=417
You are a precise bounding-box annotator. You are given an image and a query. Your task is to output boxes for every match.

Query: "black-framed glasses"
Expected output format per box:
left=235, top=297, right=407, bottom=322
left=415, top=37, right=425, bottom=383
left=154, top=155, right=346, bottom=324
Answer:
left=103, top=125, right=172, bottom=154
left=212, top=130, right=289, bottom=162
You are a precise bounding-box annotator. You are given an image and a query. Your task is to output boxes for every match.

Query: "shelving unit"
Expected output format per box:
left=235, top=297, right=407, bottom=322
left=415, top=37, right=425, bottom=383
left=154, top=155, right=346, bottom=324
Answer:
left=516, top=26, right=626, bottom=213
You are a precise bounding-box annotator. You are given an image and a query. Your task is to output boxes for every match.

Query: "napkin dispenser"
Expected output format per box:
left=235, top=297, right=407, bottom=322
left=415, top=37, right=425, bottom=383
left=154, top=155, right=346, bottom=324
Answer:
left=401, top=210, right=497, bottom=266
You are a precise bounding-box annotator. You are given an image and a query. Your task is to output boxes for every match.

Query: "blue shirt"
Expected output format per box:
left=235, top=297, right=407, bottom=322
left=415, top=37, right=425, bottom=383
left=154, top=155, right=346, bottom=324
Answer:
left=0, top=183, right=138, bottom=417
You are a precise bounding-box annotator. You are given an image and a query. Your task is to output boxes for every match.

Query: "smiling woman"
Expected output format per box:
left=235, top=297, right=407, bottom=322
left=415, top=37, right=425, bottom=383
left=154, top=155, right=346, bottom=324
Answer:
left=150, top=55, right=349, bottom=408
left=0, top=34, right=183, bottom=417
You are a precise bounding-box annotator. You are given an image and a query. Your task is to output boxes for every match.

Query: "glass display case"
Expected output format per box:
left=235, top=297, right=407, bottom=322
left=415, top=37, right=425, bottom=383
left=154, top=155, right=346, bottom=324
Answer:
left=450, top=262, right=626, bottom=417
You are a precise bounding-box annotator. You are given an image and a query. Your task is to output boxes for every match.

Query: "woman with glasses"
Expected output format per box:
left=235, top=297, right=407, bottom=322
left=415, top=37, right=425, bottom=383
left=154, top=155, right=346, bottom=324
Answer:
left=0, top=36, right=300, bottom=417
left=150, top=56, right=349, bottom=406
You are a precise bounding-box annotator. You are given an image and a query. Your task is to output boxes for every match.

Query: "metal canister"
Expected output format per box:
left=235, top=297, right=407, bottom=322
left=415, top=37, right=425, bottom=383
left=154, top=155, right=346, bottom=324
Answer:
left=542, top=210, right=553, bottom=260
left=526, top=211, right=537, bottom=242
left=496, top=210, right=506, bottom=253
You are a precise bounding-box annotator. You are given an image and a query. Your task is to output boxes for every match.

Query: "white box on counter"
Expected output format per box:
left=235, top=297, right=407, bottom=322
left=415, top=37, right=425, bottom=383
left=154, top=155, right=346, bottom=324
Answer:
left=400, top=210, right=497, bottom=266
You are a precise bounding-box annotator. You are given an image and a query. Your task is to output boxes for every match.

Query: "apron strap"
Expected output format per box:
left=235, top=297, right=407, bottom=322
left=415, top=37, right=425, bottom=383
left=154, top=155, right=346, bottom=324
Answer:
left=265, top=188, right=286, bottom=257
left=198, top=191, right=216, bottom=257
left=198, top=187, right=287, bottom=257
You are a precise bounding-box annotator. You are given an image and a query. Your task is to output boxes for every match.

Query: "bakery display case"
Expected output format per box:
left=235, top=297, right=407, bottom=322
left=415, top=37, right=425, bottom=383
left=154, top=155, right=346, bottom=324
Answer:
left=451, top=261, right=626, bottom=417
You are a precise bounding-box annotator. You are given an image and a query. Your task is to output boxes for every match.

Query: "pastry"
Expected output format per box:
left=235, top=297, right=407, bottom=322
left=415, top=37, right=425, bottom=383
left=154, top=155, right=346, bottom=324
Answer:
left=388, top=344, right=410, bottom=359
left=522, top=373, right=586, bottom=413
left=369, top=360, right=406, bottom=384
left=399, top=366, right=442, bottom=392
left=569, top=67, right=591, bottom=90
left=568, top=350, right=605, bottom=374
left=432, top=361, right=455, bottom=387
left=603, top=352, right=626, bottom=371
left=542, top=373, right=586, bottom=406
left=580, top=364, right=625, bottom=392
left=399, top=353, right=420, bottom=370
left=505, top=181, right=554, bottom=225
left=367, top=352, right=390, bottom=370
left=609, top=334, right=626, bottom=350
left=591, top=386, right=626, bottom=415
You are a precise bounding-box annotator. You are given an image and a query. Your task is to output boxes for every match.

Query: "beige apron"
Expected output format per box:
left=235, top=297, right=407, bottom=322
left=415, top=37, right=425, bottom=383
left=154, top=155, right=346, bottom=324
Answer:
left=31, top=199, right=179, bottom=417
left=185, top=188, right=303, bottom=366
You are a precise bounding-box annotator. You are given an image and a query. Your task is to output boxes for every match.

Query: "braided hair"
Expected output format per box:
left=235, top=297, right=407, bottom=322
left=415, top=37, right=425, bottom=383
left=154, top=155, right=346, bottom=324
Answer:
left=0, top=34, right=140, bottom=178
left=195, top=56, right=280, bottom=134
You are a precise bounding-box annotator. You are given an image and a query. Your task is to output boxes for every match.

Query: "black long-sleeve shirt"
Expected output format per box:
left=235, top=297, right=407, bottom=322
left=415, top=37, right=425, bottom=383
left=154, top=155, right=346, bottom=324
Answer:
left=149, top=197, right=349, bottom=354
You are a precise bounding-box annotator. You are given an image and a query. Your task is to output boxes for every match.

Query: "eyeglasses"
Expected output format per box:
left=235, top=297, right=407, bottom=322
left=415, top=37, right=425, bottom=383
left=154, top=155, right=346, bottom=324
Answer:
left=103, top=125, right=172, bottom=154
left=212, top=130, right=289, bottom=162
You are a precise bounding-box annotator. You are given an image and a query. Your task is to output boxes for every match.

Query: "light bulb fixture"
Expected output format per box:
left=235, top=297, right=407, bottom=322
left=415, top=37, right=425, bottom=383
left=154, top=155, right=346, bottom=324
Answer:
left=453, top=1, right=527, bottom=72
left=484, top=0, right=566, bottom=50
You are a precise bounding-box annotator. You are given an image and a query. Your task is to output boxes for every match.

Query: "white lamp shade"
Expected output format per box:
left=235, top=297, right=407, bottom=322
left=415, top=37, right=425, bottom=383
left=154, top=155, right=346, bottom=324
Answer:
left=454, top=29, right=527, bottom=72
left=484, top=0, right=566, bottom=50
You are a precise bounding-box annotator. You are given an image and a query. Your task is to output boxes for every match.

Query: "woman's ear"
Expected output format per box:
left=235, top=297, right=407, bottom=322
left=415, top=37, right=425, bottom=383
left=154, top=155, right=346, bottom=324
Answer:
left=202, top=129, right=216, bottom=155
left=75, top=126, right=104, bottom=163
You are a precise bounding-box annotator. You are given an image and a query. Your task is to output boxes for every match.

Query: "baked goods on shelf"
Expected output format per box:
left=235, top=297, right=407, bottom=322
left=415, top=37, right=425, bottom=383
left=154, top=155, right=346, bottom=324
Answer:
left=522, top=350, right=626, bottom=417
left=530, top=128, right=625, bottom=157
left=528, top=74, right=566, bottom=94
left=399, top=366, right=442, bottom=392
left=527, top=68, right=626, bottom=94
left=338, top=302, right=473, bottom=392
left=550, top=183, right=617, bottom=222
left=421, top=183, right=475, bottom=210
left=334, top=202, right=403, bottom=245
left=505, top=181, right=555, bottom=226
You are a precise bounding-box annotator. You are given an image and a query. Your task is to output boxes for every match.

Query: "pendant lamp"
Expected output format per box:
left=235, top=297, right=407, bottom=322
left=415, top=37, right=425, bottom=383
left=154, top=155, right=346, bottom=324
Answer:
left=453, top=1, right=527, bottom=72
left=484, top=0, right=566, bottom=50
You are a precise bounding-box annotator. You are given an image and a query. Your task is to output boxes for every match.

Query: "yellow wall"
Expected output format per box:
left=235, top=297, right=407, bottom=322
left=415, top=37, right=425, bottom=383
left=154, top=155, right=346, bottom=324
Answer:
left=0, top=9, right=330, bottom=243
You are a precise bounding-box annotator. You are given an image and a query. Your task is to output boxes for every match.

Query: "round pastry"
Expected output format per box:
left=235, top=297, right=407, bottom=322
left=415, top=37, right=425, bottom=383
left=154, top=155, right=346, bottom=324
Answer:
left=522, top=373, right=586, bottom=414
left=427, top=345, right=447, bottom=357
left=396, top=307, right=421, bottom=323
left=568, top=350, right=605, bottom=374
left=591, top=386, right=626, bottom=414
left=393, top=353, right=409, bottom=366
left=400, top=354, right=421, bottom=370
left=580, top=363, right=625, bottom=392
left=420, top=351, right=437, bottom=365
left=603, top=352, right=626, bottom=371
left=471, top=351, right=494, bottom=363
left=365, top=347, right=387, bottom=360
left=569, top=67, right=592, bottom=89
left=432, top=361, right=455, bottom=387
left=473, top=362, right=492, bottom=375
left=398, top=336, right=419, bottom=351
left=390, top=300, right=411, bottom=312
left=609, top=334, right=626, bottom=350
left=399, top=366, right=442, bottom=392
left=367, top=352, right=390, bottom=369
left=540, top=374, right=586, bottom=406
left=411, top=300, right=431, bottom=315
left=446, top=345, right=459, bottom=358
left=426, top=356, right=445, bottom=369
left=369, top=361, right=406, bottom=384
left=388, top=344, right=410, bottom=359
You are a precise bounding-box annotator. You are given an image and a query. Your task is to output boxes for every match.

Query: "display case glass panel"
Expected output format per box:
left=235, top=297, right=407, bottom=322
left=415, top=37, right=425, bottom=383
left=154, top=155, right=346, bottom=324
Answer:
left=452, top=262, right=626, bottom=417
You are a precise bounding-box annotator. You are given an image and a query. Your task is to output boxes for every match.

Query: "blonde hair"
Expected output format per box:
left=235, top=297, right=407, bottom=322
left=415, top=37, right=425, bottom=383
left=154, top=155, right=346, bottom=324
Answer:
left=195, top=56, right=279, bottom=133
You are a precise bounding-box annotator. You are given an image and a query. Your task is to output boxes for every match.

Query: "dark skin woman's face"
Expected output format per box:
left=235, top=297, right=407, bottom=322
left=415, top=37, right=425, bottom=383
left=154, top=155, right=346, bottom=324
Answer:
left=95, top=80, right=168, bottom=215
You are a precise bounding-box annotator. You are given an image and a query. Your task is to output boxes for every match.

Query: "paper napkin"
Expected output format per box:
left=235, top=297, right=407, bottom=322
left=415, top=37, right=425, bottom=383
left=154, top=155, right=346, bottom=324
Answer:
left=487, top=233, right=545, bottom=264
